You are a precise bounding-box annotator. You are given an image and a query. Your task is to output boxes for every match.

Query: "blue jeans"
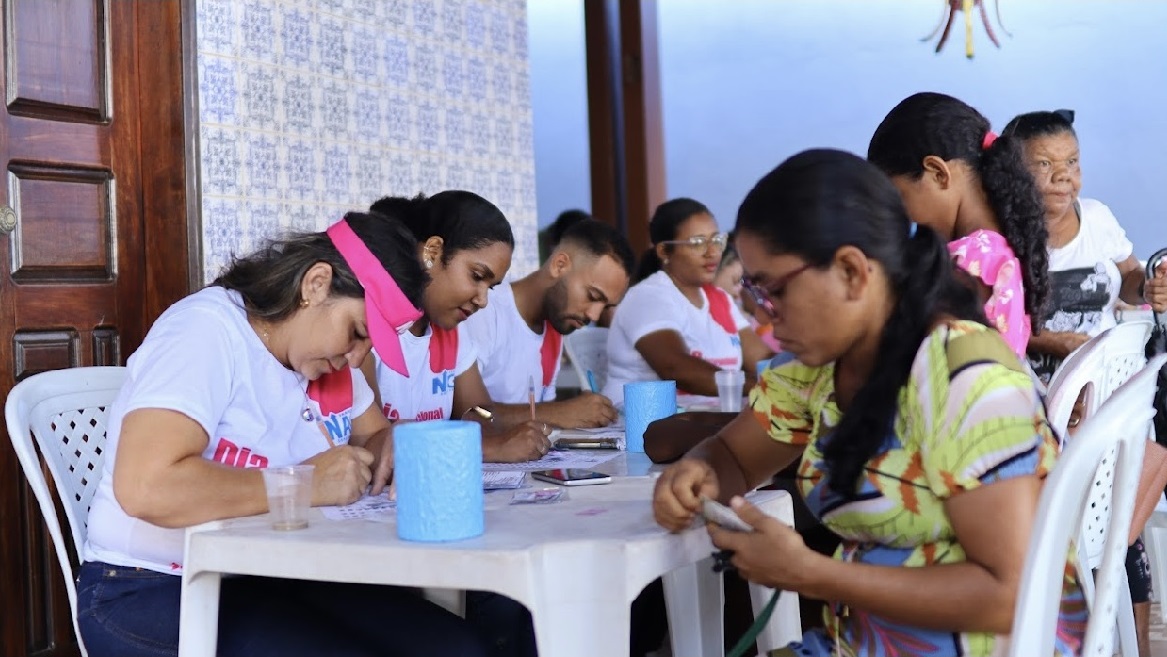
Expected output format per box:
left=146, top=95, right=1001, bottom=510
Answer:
left=77, top=561, right=489, bottom=657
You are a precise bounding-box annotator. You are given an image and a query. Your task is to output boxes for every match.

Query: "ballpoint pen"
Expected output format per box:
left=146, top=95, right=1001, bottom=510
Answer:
left=586, top=370, right=598, bottom=394
left=528, top=374, right=537, bottom=421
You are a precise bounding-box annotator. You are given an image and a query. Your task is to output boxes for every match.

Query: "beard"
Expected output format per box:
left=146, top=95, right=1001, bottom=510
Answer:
left=544, top=278, right=587, bottom=335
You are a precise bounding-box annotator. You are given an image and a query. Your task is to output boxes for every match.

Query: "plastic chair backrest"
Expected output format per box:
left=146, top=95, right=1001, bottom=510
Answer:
left=1045, top=338, right=1107, bottom=444
left=1097, top=320, right=1154, bottom=399
left=1009, top=354, right=1166, bottom=657
left=563, top=326, right=609, bottom=392
left=1070, top=322, right=1153, bottom=570
left=4, top=366, right=127, bottom=657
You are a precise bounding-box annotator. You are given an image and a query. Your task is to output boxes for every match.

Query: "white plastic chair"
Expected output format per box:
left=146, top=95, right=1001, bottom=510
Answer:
left=1044, top=321, right=1154, bottom=656
left=1009, top=354, right=1166, bottom=657
left=563, top=326, right=609, bottom=393
left=4, top=366, right=127, bottom=657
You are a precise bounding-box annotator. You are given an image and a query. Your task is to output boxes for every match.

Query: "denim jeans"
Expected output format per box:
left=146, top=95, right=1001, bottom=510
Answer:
left=77, top=561, right=489, bottom=657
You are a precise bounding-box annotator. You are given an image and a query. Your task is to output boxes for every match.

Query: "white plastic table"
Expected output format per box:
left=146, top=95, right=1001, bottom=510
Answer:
left=178, top=453, right=800, bottom=657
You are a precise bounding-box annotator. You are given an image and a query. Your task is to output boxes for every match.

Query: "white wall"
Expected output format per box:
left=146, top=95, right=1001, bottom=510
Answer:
left=528, top=0, right=1167, bottom=256
left=527, top=0, right=590, bottom=227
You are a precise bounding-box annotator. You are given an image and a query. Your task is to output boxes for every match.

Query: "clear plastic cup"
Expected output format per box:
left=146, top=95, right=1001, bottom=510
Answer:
left=261, top=465, right=314, bottom=531
left=715, top=369, right=746, bottom=413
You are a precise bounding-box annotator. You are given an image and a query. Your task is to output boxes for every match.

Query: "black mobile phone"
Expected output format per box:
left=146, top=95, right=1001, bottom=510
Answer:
left=530, top=469, right=612, bottom=486
left=554, top=437, right=619, bottom=450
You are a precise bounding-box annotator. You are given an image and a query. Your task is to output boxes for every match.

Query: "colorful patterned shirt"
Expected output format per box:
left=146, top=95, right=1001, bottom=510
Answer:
left=749, top=321, right=1085, bottom=657
left=948, top=229, right=1031, bottom=358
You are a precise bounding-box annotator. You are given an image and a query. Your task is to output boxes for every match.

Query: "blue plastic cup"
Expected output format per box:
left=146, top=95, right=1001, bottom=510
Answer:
left=623, top=380, right=677, bottom=452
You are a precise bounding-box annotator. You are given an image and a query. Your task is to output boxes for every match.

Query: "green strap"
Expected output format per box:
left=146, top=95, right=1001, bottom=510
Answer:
left=945, top=329, right=1024, bottom=375
left=727, top=589, right=782, bottom=657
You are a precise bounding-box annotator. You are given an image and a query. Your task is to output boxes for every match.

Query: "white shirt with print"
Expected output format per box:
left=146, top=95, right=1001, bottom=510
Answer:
left=373, top=324, right=477, bottom=422
left=83, top=287, right=374, bottom=575
left=460, top=283, right=562, bottom=404
left=602, top=271, right=749, bottom=405
left=1030, top=197, right=1134, bottom=380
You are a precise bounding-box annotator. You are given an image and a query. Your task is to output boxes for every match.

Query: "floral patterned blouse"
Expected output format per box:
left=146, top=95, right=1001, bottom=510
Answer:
left=948, top=229, right=1031, bottom=358
left=749, top=321, right=1085, bottom=657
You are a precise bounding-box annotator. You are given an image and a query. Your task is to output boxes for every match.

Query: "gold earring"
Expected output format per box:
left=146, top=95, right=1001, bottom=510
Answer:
left=662, top=258, right=670, bottom=266
left=299, top=298, right=309, bottom=308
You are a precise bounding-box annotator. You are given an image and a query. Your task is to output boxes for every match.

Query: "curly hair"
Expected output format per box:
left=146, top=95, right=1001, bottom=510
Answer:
left=868, top=92, right=1049, bottom=326
left=736, top=149, right=984, bottom=498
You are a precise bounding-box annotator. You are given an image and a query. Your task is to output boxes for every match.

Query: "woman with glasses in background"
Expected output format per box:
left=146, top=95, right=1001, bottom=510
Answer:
left=603, top=198, right=772, bottom=405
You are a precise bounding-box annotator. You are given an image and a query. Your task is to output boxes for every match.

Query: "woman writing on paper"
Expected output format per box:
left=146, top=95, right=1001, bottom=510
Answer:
left=79, top=211, right=489, bottom=657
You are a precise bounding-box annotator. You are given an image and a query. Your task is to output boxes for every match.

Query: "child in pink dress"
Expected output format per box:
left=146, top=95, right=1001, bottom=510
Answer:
left=949, top=229, right=1031, bottom=357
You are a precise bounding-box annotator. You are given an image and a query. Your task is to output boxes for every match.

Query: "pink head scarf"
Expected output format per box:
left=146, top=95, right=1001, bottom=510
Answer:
left=326, top=218, right=422, bottom=376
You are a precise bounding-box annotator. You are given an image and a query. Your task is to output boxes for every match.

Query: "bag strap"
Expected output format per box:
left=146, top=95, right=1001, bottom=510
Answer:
left=945, top=328, right=1025, bottom=377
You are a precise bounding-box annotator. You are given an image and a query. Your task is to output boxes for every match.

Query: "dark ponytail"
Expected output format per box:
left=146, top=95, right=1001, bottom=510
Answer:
left=868, top=91, right=1050, bottom=327
left=977, top=135, right=1049, bottom=323
left=370, top=190, right=514, bottom=263
left=736, top=149, right=983, bottom=499
left=635, top=247, right=663, bottom=283
left=634, top=197, right=713, bottom=284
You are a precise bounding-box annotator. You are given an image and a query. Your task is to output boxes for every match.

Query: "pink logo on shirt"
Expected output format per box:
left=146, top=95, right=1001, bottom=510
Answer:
left=308, top=370, right=354, bottom=444
left=211, top=437, right=269, bottom=468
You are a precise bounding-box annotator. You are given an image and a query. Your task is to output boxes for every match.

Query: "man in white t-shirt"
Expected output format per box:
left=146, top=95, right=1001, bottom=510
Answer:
left=461, top=219, right=635, bottom=428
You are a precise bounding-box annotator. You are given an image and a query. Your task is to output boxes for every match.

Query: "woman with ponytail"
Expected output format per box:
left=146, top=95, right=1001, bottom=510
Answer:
left=868, top=91, right=1050, bottom=358
left=652, top=149, right=1085, bottom=657
left=604, top=198, right=772, bottom=404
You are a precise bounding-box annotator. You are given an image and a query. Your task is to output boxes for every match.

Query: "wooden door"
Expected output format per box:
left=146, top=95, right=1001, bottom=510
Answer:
left=0, top=2, right=192, bottom=655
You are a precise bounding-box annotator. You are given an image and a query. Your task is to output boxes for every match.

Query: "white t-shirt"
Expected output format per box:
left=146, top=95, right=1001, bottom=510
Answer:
left=83, top=287, right=374, bottom=574
left=602, top=271, right=749, bottom=404
left=460, top=283, right=562, bottom=403
left=373, top=324, right=477, bottom=422
left=1030, top=197, right=1134, bottom=380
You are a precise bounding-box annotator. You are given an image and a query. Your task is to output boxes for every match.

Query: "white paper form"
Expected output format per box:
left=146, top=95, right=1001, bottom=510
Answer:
left=321, top=471, right=531, bottom=521
left=483, top=449, right=622, bottom=472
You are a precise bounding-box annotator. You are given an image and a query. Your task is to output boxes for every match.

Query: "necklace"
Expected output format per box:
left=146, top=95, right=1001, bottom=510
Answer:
left=254, top=317, right=315, bottom=423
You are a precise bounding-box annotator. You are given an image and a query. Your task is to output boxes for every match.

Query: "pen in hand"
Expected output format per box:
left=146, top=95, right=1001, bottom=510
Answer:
left=586, top=370, right=598, bottom=394
left=528, top=374, right=537, bottom=421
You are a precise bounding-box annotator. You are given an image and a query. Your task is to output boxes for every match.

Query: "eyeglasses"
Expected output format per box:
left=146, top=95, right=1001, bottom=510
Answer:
left=741, top=264, right=813, bottom=318
left=659, top=233, right=728, bottom=252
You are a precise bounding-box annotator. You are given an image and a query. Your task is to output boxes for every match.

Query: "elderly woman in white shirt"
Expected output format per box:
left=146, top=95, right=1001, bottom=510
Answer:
left=603, top=198, right=772, bottom=405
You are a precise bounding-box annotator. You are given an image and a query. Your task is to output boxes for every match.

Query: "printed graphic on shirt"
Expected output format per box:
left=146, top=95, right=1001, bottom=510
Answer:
left=211, top=437, right=269, bottom=468
left=379, top=326, right=460, bottom=422
left=1030, top=265, right=1115, bottom=381
left=307, top=369, right=354, bottom=445
left=1043, top=265, right=1113, bottom=334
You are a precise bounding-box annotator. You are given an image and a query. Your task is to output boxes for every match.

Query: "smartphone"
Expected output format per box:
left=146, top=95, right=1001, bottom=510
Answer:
left=554, top=436, right=619, bottom=450
left=530, top=469, right=613, bottom=486
left=699, top=496, right=753, bottom=532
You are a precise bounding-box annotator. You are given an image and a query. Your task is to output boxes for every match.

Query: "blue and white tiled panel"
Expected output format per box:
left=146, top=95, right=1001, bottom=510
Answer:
left=195, top=0, right=538, bottom=284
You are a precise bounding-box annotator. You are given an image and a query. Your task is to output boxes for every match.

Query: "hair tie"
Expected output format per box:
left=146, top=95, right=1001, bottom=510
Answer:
left=908, top=222, right=918, bottom=238
left=981, top=130, right=998, bottom=150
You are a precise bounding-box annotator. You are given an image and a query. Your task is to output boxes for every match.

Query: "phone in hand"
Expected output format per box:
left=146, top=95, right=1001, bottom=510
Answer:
left=530, top=469, right=612, bottom=486
left=699, top=496, right=754, bottom=532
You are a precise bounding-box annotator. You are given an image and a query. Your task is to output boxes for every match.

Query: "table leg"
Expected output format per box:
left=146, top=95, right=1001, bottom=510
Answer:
left=662, top=556, right=724, bottom=657
left=748, top=582, right=802, bottom=653
left=178, top=569, right=222, bottom=657
left=527, top=581, right=632, bottom=657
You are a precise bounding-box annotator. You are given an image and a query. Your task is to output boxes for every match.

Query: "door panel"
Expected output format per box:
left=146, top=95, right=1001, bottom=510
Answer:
left=0, top=2, right=191, bottom=656
left=5, top=0, right=109, bottom=121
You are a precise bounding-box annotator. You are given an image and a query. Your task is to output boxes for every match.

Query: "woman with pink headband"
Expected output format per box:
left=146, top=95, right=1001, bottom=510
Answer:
left=78, top=211, right=489, bottom=657
left=868, top=91, right=1051, bottom=358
